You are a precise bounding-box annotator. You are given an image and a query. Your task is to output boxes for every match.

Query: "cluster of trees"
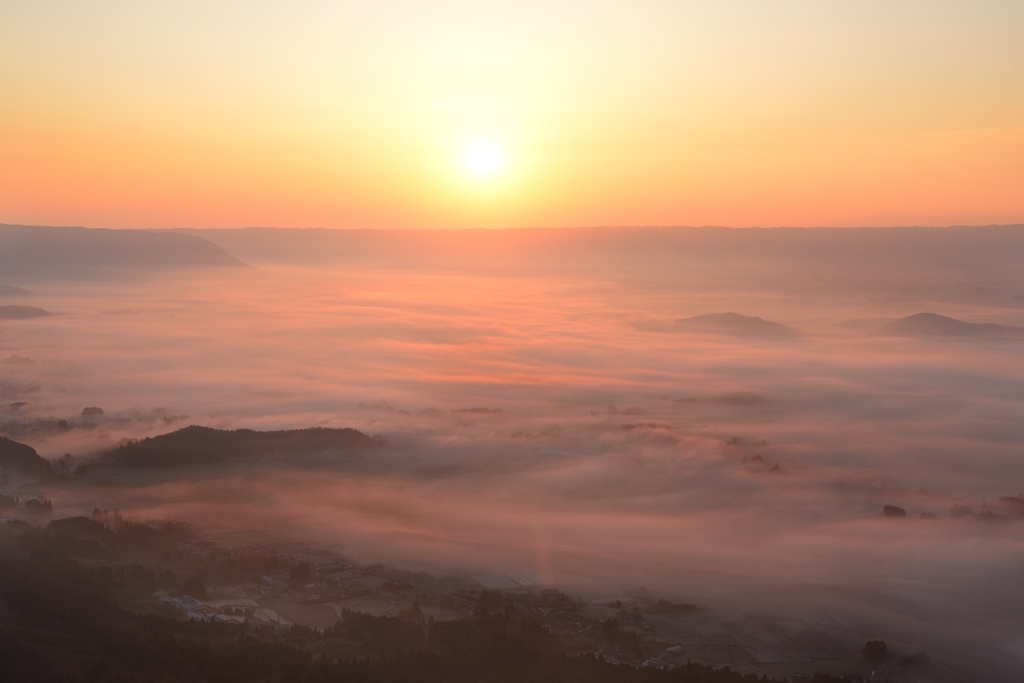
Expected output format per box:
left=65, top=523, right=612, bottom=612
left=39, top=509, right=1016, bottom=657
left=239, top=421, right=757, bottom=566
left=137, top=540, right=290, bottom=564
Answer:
left=882, top=505, right=906, bottom=518
left=10, top=515, right=317, bottom=598
left=861, top=640, right=887, bottom=659
left=3, top=515, right=194, bottom=564
left=476, top=589, right=515, bottom=618
left=183, top=577, right=208, bottom=599
left=600, top=618, right=643, bottom=657
left=649, top=599, right=698, bottom=614
left=0, top=495, right=54, bottom=516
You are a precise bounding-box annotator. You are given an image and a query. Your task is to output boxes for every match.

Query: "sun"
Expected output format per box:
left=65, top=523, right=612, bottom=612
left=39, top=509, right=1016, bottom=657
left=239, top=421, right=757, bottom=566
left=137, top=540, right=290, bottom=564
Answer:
left=463, top=140, right=504, bottom=178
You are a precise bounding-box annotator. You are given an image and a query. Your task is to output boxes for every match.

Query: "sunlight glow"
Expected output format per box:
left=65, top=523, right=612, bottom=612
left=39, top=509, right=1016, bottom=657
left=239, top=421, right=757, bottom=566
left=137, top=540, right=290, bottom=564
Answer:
left=464, top=141, right=504, bottom=178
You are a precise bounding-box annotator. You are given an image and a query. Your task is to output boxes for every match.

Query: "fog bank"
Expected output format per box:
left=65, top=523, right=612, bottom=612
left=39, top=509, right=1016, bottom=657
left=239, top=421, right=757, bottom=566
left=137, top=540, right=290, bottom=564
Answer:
left=2, top=226, right=1024, bottom=677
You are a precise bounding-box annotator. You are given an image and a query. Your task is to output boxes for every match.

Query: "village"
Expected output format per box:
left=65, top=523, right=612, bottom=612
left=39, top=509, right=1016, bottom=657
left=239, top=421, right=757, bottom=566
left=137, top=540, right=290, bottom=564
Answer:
left=146, top=530, right=913, bottom=683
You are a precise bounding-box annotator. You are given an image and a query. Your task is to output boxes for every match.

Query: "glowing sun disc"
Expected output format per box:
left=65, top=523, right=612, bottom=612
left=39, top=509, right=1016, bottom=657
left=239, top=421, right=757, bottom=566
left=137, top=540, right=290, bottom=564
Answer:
left=464, top=141, right=504, bottom=177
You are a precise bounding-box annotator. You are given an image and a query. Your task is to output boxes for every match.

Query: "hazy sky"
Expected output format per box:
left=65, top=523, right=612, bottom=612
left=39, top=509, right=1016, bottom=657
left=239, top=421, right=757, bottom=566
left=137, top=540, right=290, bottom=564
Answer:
left=2, top=1, right=1023, bottom=229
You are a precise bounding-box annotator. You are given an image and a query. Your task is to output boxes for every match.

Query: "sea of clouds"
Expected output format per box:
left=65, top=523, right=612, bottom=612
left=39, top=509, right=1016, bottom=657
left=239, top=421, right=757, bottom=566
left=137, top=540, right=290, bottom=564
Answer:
left=3, top=227, right=1024, bottom=675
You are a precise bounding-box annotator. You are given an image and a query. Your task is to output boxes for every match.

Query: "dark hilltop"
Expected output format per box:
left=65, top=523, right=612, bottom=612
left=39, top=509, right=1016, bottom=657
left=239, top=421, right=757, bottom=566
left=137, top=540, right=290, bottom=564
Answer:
left=673, top=312, right=799, bottom=340
left=875, top=313, right=1024, bottom=339
left=103, top=425, right=378, bottom=467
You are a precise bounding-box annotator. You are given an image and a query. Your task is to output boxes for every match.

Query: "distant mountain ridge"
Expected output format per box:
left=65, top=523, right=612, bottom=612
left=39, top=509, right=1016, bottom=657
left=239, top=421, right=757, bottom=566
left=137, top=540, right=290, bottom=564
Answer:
left=0, top=284, right=32, bottom=296
left=103, top=425, right=377, bottom=467
left=875, top=313, right=1024, bottom=339
left=176, top=225, right=1024, bottom=269
left=0, top=225, right=246, bottom=280
left=673, top=312, right=799, bottom=340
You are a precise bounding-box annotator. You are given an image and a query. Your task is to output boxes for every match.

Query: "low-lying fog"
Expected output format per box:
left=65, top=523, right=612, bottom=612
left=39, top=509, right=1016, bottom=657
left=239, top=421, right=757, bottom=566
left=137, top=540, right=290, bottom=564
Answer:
left=3, top=226, right=1024, bottom=676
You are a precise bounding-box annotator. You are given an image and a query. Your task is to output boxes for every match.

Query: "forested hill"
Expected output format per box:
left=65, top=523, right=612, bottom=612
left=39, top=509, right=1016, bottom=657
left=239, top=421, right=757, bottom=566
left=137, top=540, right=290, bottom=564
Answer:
left=104, top=425, right=377, bottom=467
left=0, top=437, right=54, bottom=479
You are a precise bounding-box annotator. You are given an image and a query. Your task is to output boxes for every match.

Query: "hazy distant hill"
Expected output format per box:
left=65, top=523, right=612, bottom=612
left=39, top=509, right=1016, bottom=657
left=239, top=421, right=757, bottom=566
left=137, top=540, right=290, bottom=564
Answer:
left=0, top=284, right=32, bottom=296
left=875, top=313, right=1024, bottom=339
left=177, top=225, right=1024, bottom=268
left=177, top=225, right=1024, bottom=309
left=176, top=225, right=1024, bottom=272
left=0, top=436, right=54, bottom=479
left=0, top=305, right=51, bottom=320
left=0, top=225, right=246, bottom=280
left=104, top=425, right=376, bottom=467
left=673, top=312, right=799, bottom=340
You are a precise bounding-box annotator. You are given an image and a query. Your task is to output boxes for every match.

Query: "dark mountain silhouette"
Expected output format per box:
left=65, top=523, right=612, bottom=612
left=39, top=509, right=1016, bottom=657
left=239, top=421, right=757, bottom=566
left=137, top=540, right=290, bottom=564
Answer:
left=0, top=436, right=54, bottom=479
left=673, top=312, right=799, bottom=339
left=0, top=284, right=32, bottom=296
left=0, top=305, right=51, bottom=320
left=104, top=425, right=376, bottom=467
left=875, top=313, right=1024, bottom=339
left=0, top=225, right=246, bottom=280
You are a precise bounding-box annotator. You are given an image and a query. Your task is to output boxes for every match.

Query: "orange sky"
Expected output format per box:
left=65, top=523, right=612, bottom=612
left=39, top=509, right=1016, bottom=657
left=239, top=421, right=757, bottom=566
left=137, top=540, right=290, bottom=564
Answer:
left=2, top=1, right=1023, bottom=229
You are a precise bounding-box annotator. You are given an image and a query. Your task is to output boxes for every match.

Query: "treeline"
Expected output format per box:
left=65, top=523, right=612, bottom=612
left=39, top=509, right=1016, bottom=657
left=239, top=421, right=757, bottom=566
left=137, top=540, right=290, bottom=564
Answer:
left=10, top=514, right=321, bottom=595
left=0, top=494, right=53, bottom=516
left=8, top=515, right=191, bottom=560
